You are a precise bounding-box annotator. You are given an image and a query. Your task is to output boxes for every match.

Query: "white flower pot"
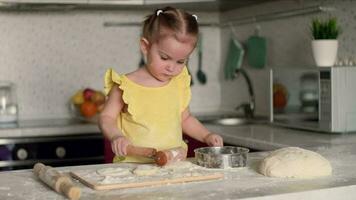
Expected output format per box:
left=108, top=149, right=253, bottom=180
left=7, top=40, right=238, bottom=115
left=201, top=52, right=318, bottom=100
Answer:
left=312, top=40, right=338, bottom=67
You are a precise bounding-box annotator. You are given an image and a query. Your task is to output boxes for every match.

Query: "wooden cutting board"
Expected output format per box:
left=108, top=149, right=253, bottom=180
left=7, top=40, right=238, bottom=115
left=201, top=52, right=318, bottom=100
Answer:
left=70, top=162, right=224, bottom=191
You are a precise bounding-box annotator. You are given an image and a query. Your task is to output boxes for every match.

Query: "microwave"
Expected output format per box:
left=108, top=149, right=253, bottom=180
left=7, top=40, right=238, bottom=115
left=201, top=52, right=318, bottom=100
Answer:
left=270, top=66, right=356, bottom=133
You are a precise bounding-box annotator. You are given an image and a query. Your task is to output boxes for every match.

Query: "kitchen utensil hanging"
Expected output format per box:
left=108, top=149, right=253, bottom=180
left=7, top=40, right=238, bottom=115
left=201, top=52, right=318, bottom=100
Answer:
left=246, top=25, right=266, bottom=69
left=224, top=23, right=245, bottom=80
left=224, top=37, right=245, bottom=80
left=196, top=33, right=207, bottom=84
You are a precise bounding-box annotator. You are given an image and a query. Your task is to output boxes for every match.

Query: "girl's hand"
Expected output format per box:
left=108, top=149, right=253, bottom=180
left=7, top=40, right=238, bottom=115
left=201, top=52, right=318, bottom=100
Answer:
left=110, top=135, right=131, bottom=156
left=204, top=133, right=223, bottom=147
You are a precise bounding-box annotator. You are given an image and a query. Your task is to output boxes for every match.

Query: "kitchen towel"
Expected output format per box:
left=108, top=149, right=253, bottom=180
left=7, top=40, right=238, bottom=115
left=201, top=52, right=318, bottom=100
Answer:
left=224, top=38, right=244, bottom=80
left=246, top=35, right=266, bottom=69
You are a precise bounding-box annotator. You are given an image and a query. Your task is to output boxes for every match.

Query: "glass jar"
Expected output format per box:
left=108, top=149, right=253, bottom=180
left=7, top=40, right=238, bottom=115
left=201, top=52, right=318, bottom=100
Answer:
left=0, top=81, right=18, bottom=123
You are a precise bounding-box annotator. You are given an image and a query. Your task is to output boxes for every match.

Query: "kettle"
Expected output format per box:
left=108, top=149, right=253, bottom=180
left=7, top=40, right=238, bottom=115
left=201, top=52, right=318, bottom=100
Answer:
left=0, top=81, right=18, bottom=123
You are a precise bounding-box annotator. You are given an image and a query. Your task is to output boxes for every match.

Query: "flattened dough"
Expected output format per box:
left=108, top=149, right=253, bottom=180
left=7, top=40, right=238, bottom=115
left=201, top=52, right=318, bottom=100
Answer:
left=96, top=167, right=131, bottom=176
left=259, top=147, right=332, bottom=178
left=133, top=165, right=159, bottom=176
left=163, top=161, right=196, bottom=170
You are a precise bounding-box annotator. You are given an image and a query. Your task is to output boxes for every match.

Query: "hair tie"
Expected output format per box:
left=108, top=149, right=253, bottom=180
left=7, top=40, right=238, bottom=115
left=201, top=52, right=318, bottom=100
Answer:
left=192, top=14, right=198, bottom=21
left=156, top=10, right=163, bottom=16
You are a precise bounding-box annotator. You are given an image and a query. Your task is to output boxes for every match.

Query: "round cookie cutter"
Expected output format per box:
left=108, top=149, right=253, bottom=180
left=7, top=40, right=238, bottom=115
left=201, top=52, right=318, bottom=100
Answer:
left=194, top=146, right=249, bottom=169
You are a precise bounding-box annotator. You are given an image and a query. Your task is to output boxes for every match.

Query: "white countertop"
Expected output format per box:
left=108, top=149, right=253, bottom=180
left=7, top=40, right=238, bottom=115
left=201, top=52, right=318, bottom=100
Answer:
left=206, top=123, right=356, bottom=151
left=1, top=146, right=356, bottom=200
left=1, top=121, right=356, bottom=199
left=0, top=118, right=100, bottom=138
left=2, top=114, right=356, bottom=199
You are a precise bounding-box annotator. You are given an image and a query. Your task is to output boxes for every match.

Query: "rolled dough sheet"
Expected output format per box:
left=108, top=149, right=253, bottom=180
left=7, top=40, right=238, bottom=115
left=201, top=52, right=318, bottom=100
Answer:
left=71, top=161, right=224, bottom=190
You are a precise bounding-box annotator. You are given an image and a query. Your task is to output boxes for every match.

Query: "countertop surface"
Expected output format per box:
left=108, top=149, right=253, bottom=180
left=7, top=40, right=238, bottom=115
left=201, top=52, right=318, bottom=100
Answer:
left=2, top=113, right=356, bottom=199
left=1, top=146, right=356, bottom=200
left=0, top=118, right=100, bottom=138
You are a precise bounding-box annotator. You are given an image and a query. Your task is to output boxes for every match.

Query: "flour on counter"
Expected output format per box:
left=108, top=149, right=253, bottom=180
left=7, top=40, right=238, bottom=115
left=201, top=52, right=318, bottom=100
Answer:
left=72, top=161, right=222, bottom=186
left=133, top=165, right=160, bottom=176
left=96, top=167, right=131, bottom=176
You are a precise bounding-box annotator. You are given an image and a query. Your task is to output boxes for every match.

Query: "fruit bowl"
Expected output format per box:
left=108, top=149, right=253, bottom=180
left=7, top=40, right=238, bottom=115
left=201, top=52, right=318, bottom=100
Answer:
left=69, top=88, right=105, bottom=123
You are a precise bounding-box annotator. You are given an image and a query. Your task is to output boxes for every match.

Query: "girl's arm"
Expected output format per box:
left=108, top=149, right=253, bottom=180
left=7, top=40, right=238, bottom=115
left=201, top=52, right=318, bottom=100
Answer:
left=98, top=85, right=130, bottom=155
left=181, top=108, right=223, bottom=146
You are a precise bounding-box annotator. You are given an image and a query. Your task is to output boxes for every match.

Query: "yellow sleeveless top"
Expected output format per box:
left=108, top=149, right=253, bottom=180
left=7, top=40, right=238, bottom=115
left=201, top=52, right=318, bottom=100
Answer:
left=104, top=67, right=191, bottom=163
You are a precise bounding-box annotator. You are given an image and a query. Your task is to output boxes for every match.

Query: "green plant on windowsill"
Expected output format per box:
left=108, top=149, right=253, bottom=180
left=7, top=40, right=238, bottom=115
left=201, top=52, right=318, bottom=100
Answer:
left=311, top=17, right=341, bottom=40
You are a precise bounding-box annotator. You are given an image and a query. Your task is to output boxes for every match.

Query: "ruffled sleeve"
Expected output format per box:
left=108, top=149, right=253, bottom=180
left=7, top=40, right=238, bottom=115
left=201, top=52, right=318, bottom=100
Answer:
left=176, top=67, right=192, bottom=112
left=103, top=68, right=136, bottom=119
left=104, top=68, right=123, bottom=96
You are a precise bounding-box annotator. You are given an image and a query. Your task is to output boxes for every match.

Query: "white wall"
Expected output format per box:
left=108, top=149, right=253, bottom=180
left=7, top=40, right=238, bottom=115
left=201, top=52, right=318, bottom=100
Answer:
left=0, top=9, right=221, bottom=120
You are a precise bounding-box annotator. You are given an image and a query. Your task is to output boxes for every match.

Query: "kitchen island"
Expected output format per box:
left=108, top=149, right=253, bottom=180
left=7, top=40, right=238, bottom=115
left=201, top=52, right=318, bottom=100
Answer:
left=1, top=124, right=356, bottom=200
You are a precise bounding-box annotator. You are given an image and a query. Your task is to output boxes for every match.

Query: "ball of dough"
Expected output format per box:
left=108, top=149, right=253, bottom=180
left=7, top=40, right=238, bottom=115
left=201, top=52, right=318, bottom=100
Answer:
left=259, top=147, right=332, bottom=178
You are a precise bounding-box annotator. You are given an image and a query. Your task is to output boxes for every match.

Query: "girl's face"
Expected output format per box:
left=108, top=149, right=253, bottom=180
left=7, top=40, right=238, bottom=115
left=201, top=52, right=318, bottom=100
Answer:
left=141, top=35, right=196, bottom=82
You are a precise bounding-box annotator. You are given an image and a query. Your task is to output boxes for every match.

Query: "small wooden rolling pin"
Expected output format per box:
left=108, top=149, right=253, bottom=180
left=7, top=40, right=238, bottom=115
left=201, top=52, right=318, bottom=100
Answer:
left=33, top=163, right=81, bottom=200
left=126, top=145, right=187, bottom=166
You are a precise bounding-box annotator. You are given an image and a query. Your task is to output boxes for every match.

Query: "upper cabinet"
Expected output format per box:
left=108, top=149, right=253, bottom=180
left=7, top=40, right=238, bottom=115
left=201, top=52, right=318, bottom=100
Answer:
left=0, top=0, right=88, bottom=4
left=88, top=0, right=144, bottom=5
left=0, top=0, right=215, bottom=5
left=144, top=0, right=215, bottom=4
left=0, top=0, right=258, bottom=11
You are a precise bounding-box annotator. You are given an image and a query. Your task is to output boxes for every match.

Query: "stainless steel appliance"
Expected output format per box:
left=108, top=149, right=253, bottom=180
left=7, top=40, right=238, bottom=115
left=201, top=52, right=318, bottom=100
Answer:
left=270, top=66, right=356, bottom=133
left=0, top=119, right=104, bottom=171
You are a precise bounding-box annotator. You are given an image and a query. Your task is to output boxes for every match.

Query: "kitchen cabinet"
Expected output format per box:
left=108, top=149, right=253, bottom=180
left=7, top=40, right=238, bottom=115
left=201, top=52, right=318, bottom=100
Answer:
left=0, top=0, right=246, bottom=11
left=144, top=0, right=215, bottom=4
left=88, top=0, right=143, bottom=5
left=0, top=0, right=88, bottom=4
left=0, top=0, right=215, bottom=5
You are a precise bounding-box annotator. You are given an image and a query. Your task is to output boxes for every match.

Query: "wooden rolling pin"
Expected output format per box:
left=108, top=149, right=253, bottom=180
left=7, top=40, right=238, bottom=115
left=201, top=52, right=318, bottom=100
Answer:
left=155, top=147, right=187, bottom=166
left=126, top=145, right=157, bottom=158
left=33, top=163, right=81, bottom=200
left=126, top=145, right=187, bottom=166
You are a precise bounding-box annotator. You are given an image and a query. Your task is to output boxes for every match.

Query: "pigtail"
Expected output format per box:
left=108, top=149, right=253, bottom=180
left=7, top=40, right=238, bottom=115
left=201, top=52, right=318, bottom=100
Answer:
left=142, top=7, right=199, bottom=43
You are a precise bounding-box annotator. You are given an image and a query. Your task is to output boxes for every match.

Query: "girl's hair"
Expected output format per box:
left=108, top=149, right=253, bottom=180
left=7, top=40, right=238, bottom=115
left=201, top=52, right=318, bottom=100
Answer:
left=142, top=7, right=199, bottom=44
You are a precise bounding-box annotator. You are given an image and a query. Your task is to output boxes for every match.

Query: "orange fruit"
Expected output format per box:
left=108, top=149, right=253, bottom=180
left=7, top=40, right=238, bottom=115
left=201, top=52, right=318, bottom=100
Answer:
left=80, top=101, right=98, bottom=118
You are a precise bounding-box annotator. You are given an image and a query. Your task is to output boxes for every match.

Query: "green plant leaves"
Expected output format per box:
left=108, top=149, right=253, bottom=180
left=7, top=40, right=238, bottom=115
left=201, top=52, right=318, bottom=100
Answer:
left=311, top=17, right=340, bottom=39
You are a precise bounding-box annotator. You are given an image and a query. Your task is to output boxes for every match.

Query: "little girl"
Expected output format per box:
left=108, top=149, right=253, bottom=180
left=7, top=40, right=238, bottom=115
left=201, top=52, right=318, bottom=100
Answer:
left=99, top=7, right=223, bottom=163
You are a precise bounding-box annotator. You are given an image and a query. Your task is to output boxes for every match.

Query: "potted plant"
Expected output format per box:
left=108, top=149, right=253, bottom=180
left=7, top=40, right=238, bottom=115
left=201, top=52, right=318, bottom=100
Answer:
left=311, top=17, right=341, bottom=67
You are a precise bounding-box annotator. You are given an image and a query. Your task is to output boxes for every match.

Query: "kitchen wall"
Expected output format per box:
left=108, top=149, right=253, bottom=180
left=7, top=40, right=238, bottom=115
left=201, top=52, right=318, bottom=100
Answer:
left=0, top=9, right=220, bottom=120
left=219, top=0, right=356, bottom=114
left=1, top=0, right=355, bottom=120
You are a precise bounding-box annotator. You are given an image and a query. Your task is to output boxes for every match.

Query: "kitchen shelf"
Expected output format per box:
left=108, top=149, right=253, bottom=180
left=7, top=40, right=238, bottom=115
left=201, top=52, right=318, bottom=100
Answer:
left=103, top=5, right=335, bottom=28
left=220, top=5, right=335, bottom=27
